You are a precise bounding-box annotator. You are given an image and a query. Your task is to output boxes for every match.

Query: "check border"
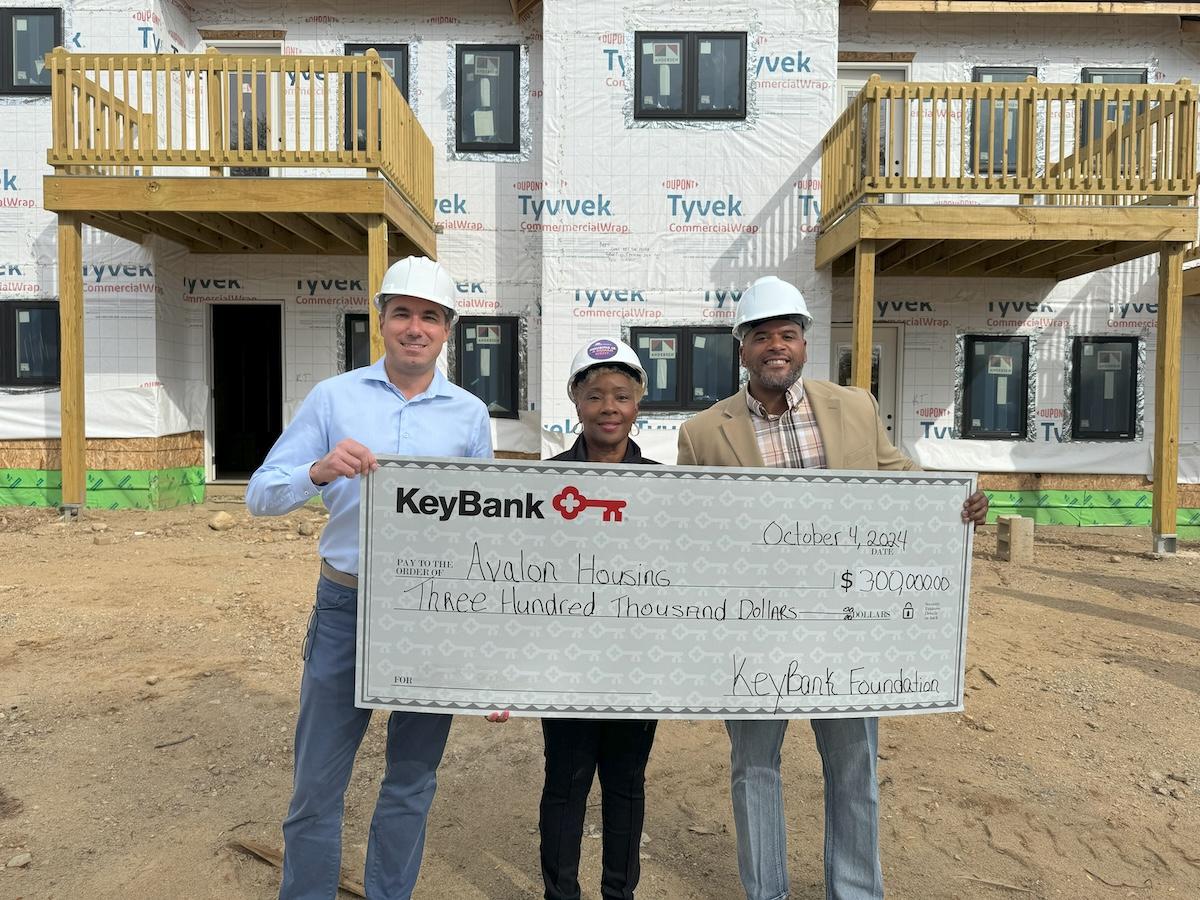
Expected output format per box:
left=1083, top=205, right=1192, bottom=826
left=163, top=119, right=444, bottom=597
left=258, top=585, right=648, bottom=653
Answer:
left=358, top=458, right=974, bottom=719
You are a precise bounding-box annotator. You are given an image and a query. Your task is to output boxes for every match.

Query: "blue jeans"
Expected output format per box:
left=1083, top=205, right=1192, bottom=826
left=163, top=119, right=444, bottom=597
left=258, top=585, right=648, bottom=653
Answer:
left=726, top=718, right=883, bottom=900
left=279, top=575, right=453, bottom=900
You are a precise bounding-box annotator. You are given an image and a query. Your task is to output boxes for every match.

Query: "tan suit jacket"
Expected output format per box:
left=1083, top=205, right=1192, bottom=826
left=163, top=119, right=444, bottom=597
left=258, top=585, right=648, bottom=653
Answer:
left=676, top=380, right=917, bottom=472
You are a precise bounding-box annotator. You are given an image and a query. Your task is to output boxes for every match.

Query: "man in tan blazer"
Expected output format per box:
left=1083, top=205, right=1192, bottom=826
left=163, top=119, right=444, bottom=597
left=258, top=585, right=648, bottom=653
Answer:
left=677, top=276, right=987, bottom=900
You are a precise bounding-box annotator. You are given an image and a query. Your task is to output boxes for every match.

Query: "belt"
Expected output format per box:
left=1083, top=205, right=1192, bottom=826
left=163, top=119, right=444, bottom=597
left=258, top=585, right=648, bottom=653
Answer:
left=320, top=559, right=359, bottom=589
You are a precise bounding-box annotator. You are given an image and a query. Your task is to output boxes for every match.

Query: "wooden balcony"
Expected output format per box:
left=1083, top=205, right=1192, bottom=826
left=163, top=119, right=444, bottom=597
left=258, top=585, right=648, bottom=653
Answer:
left=817, top=77, right=1197, bottom=553
left=43, top=48, right=438, bottom=514
left=42, top=48, right=436, bottom=259
left=817, top=77, right=1197, bottom=279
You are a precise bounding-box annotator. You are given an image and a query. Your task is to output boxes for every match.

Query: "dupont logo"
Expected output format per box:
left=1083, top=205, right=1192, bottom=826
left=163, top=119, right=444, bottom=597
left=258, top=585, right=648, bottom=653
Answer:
left=553, top=486, right=626, bottom=523
left=586, top=339, right=618, bottom=360
left=395, top=488, right=545, bottom=521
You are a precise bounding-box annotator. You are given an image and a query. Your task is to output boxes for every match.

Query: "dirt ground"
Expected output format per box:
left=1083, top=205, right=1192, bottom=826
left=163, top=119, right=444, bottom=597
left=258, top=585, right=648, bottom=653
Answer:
left=0, top=499, right=1197, bottom=900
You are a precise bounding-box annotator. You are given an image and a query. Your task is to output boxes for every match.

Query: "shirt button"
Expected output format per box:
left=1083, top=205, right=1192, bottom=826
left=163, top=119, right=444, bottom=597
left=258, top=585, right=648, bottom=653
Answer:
left=402, top=433, right=410, bottom=438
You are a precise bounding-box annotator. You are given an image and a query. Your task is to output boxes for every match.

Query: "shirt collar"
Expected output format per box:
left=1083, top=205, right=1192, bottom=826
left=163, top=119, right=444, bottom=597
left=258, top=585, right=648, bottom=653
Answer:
left=745, top=378, right=805, bottom=418
left=360, top=358, right=453, bottom=399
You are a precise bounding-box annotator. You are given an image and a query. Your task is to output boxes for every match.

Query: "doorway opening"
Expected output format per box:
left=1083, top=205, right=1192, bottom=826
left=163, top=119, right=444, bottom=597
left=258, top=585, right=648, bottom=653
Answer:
left=211, top=303, right=282, bottom=480
left=830, top=322, right=904, bottom=444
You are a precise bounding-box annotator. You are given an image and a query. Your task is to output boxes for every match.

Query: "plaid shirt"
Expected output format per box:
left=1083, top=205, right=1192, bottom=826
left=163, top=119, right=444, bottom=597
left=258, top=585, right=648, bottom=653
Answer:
left=745, top=379, right=827, bottom=469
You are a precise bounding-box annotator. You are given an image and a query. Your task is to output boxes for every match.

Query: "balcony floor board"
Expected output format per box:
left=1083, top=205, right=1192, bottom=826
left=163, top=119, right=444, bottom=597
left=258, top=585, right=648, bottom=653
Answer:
left=818, top=203, right=1196, bottom=280
left=43, top=175, right=436, bottom=258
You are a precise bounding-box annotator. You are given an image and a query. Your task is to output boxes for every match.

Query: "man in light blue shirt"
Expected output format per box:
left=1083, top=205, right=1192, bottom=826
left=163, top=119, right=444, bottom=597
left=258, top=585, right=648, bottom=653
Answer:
left=247, top=256, right=492, bottom=900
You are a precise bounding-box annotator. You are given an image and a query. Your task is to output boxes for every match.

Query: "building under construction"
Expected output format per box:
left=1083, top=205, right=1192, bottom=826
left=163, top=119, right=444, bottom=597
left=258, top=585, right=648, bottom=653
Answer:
left=0, top=0, right=1198, bottom=551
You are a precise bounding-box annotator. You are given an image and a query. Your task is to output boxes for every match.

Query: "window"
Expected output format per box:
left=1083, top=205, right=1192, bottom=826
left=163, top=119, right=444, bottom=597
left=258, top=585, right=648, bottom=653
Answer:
left=972, top=67, right=1036, bottom=175
left=454, top=317, right=519, bottom=417
left=1072, top=337, right=1137, bottom=440
left=345, top=43, right=408, bottom=151
left=344, top=313, right=371, bottom=371
left=1, top=8, right=62, bottom=95
left=631, top=326, right=739, bottom=411
left=1, top=301, right=60, bottom=386
left=634, top=32, right=747, bottom=120
left=455, top=44, right=520, bottom=153
left=961, top=336, right=1029, bottom=439
left=1080, top=68, right=1147, bottom=146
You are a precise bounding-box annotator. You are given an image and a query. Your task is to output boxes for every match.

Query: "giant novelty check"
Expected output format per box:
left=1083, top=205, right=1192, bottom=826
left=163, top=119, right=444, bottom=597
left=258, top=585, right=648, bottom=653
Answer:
left=356, top=458, right=975, bottom=719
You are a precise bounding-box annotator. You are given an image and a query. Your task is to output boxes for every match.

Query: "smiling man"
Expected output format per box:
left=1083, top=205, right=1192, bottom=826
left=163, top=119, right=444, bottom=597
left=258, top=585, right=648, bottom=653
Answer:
left=677, top=275, right=987, bottom=900
left=246, top=256, right=492, bottom=900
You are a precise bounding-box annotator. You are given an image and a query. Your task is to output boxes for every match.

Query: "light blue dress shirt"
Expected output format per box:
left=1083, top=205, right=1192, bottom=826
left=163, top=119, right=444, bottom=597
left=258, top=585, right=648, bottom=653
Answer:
left=246, top=360, right=493, bottom=574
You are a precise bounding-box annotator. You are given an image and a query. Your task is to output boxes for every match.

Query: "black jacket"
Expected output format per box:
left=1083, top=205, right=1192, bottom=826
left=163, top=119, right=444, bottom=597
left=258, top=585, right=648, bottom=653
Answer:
left=550, top=435, right=660, bottom=466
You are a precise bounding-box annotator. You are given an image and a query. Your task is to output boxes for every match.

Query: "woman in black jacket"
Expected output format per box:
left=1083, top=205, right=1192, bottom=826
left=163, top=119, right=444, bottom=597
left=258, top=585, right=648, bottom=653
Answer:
left=540, top=338, right=658, bottom=900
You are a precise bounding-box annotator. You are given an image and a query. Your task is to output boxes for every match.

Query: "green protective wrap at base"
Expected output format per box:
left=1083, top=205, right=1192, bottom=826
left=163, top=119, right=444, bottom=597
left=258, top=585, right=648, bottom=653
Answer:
left=984, top=489, right=1199, bottom=530
left=0, top=467, right=206, bottom=510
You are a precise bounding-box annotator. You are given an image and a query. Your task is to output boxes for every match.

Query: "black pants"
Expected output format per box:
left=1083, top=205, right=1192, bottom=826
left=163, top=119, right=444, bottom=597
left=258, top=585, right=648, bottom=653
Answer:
left=539, top=718, right=658, bottom=900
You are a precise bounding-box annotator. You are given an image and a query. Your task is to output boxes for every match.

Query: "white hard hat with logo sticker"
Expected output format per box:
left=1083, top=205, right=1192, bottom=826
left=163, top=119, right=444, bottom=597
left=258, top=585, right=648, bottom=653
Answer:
left=374, top=256, right=458, bottom=323
left=566, top=338, right=648, bottom=401
left=731, top=275, right=813, bottom=340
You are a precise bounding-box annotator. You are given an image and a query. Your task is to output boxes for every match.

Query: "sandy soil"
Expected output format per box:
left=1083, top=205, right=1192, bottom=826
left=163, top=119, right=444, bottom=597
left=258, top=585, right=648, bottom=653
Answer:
left=0, top=501, right=1197, bottom=900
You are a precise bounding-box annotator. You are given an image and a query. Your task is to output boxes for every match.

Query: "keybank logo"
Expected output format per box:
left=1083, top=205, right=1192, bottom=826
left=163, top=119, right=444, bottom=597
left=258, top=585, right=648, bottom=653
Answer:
left=668, top=194, right=743, bottom=222
left=574, top=287, right=646, bottom=308
left=755, top=51, right=813, bottom=76
left=84, top=264, right=153, bottom=282
left=396, top=487, right=545, bottom=521
left=518, top=194, right=613, bottom=219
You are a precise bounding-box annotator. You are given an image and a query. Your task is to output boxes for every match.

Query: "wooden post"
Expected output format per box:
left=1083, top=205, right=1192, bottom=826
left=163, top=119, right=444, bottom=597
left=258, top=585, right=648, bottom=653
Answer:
left=1152, top=242, right=1185, bottom=554
left=206, top=48, right=224, bottom=176
left=57, top=213, right=85, bottom=515
left=1019, top=75, right=1037, bottom=204
left=850, top=239, right=876, bottom=391
left=368, top=215, right=389, bottom=363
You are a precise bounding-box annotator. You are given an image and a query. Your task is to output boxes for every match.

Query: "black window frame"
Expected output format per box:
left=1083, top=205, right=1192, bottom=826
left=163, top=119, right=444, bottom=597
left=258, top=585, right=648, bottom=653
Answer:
left=630, top=325, right=740, bottom=412
left=1, top=7, right=63, bottom=96
left=344, top=43, right=409, bottom=152
left=1070, top=335, right=1138, bottom=441
left=1, top=300, right=60, bottom=387
left=453, top=315, right=520, bottom=419
left=454, top=43, right=521, bottom=154
left=633, top=31, right=747, bottom=121
left=961, top=335, right=1030, bottom=440
left=343, top=312, right=371, bottom=372
left=970, top=66, right=1037, bottom=176
left=1080, top=67, right=1147, bottom=147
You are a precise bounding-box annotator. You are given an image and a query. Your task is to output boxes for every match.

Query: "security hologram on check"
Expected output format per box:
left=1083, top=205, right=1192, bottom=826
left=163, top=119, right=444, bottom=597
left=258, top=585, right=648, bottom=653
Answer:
left=357, top=458, right=975, bottom=720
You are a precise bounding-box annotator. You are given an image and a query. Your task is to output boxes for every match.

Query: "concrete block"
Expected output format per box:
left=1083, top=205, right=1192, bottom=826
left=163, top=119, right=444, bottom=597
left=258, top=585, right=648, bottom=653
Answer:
left=996, top=514, right=1034, bottom=563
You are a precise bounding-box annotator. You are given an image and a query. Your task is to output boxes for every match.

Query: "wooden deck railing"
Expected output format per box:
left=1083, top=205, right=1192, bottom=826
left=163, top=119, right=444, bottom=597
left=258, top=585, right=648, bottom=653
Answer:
left=45, top=48, right=435, bottom=226
left=821, top=76, right=1198, bottom=228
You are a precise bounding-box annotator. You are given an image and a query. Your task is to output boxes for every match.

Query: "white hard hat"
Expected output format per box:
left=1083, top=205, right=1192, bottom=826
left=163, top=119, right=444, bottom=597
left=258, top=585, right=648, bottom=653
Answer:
left=566, top=338, right=648, bottom=401
left=374, top=256, right=457, bottom=323
left=732, top=276, right=813, bottom=340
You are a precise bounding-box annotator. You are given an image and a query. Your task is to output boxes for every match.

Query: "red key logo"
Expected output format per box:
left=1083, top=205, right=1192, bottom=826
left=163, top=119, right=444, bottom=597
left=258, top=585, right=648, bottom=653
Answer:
left=552, top=486, right=627, bottom=523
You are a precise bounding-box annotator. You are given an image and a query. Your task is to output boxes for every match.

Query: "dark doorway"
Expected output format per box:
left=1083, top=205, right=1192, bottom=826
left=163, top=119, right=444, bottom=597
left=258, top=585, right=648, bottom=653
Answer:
left=212, top=304, right=282, bottom=479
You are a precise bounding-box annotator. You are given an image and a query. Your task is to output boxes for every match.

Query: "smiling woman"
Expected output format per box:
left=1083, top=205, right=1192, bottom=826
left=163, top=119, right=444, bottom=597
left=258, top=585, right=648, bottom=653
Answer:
left=530, top=337, right=660, bottom=900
